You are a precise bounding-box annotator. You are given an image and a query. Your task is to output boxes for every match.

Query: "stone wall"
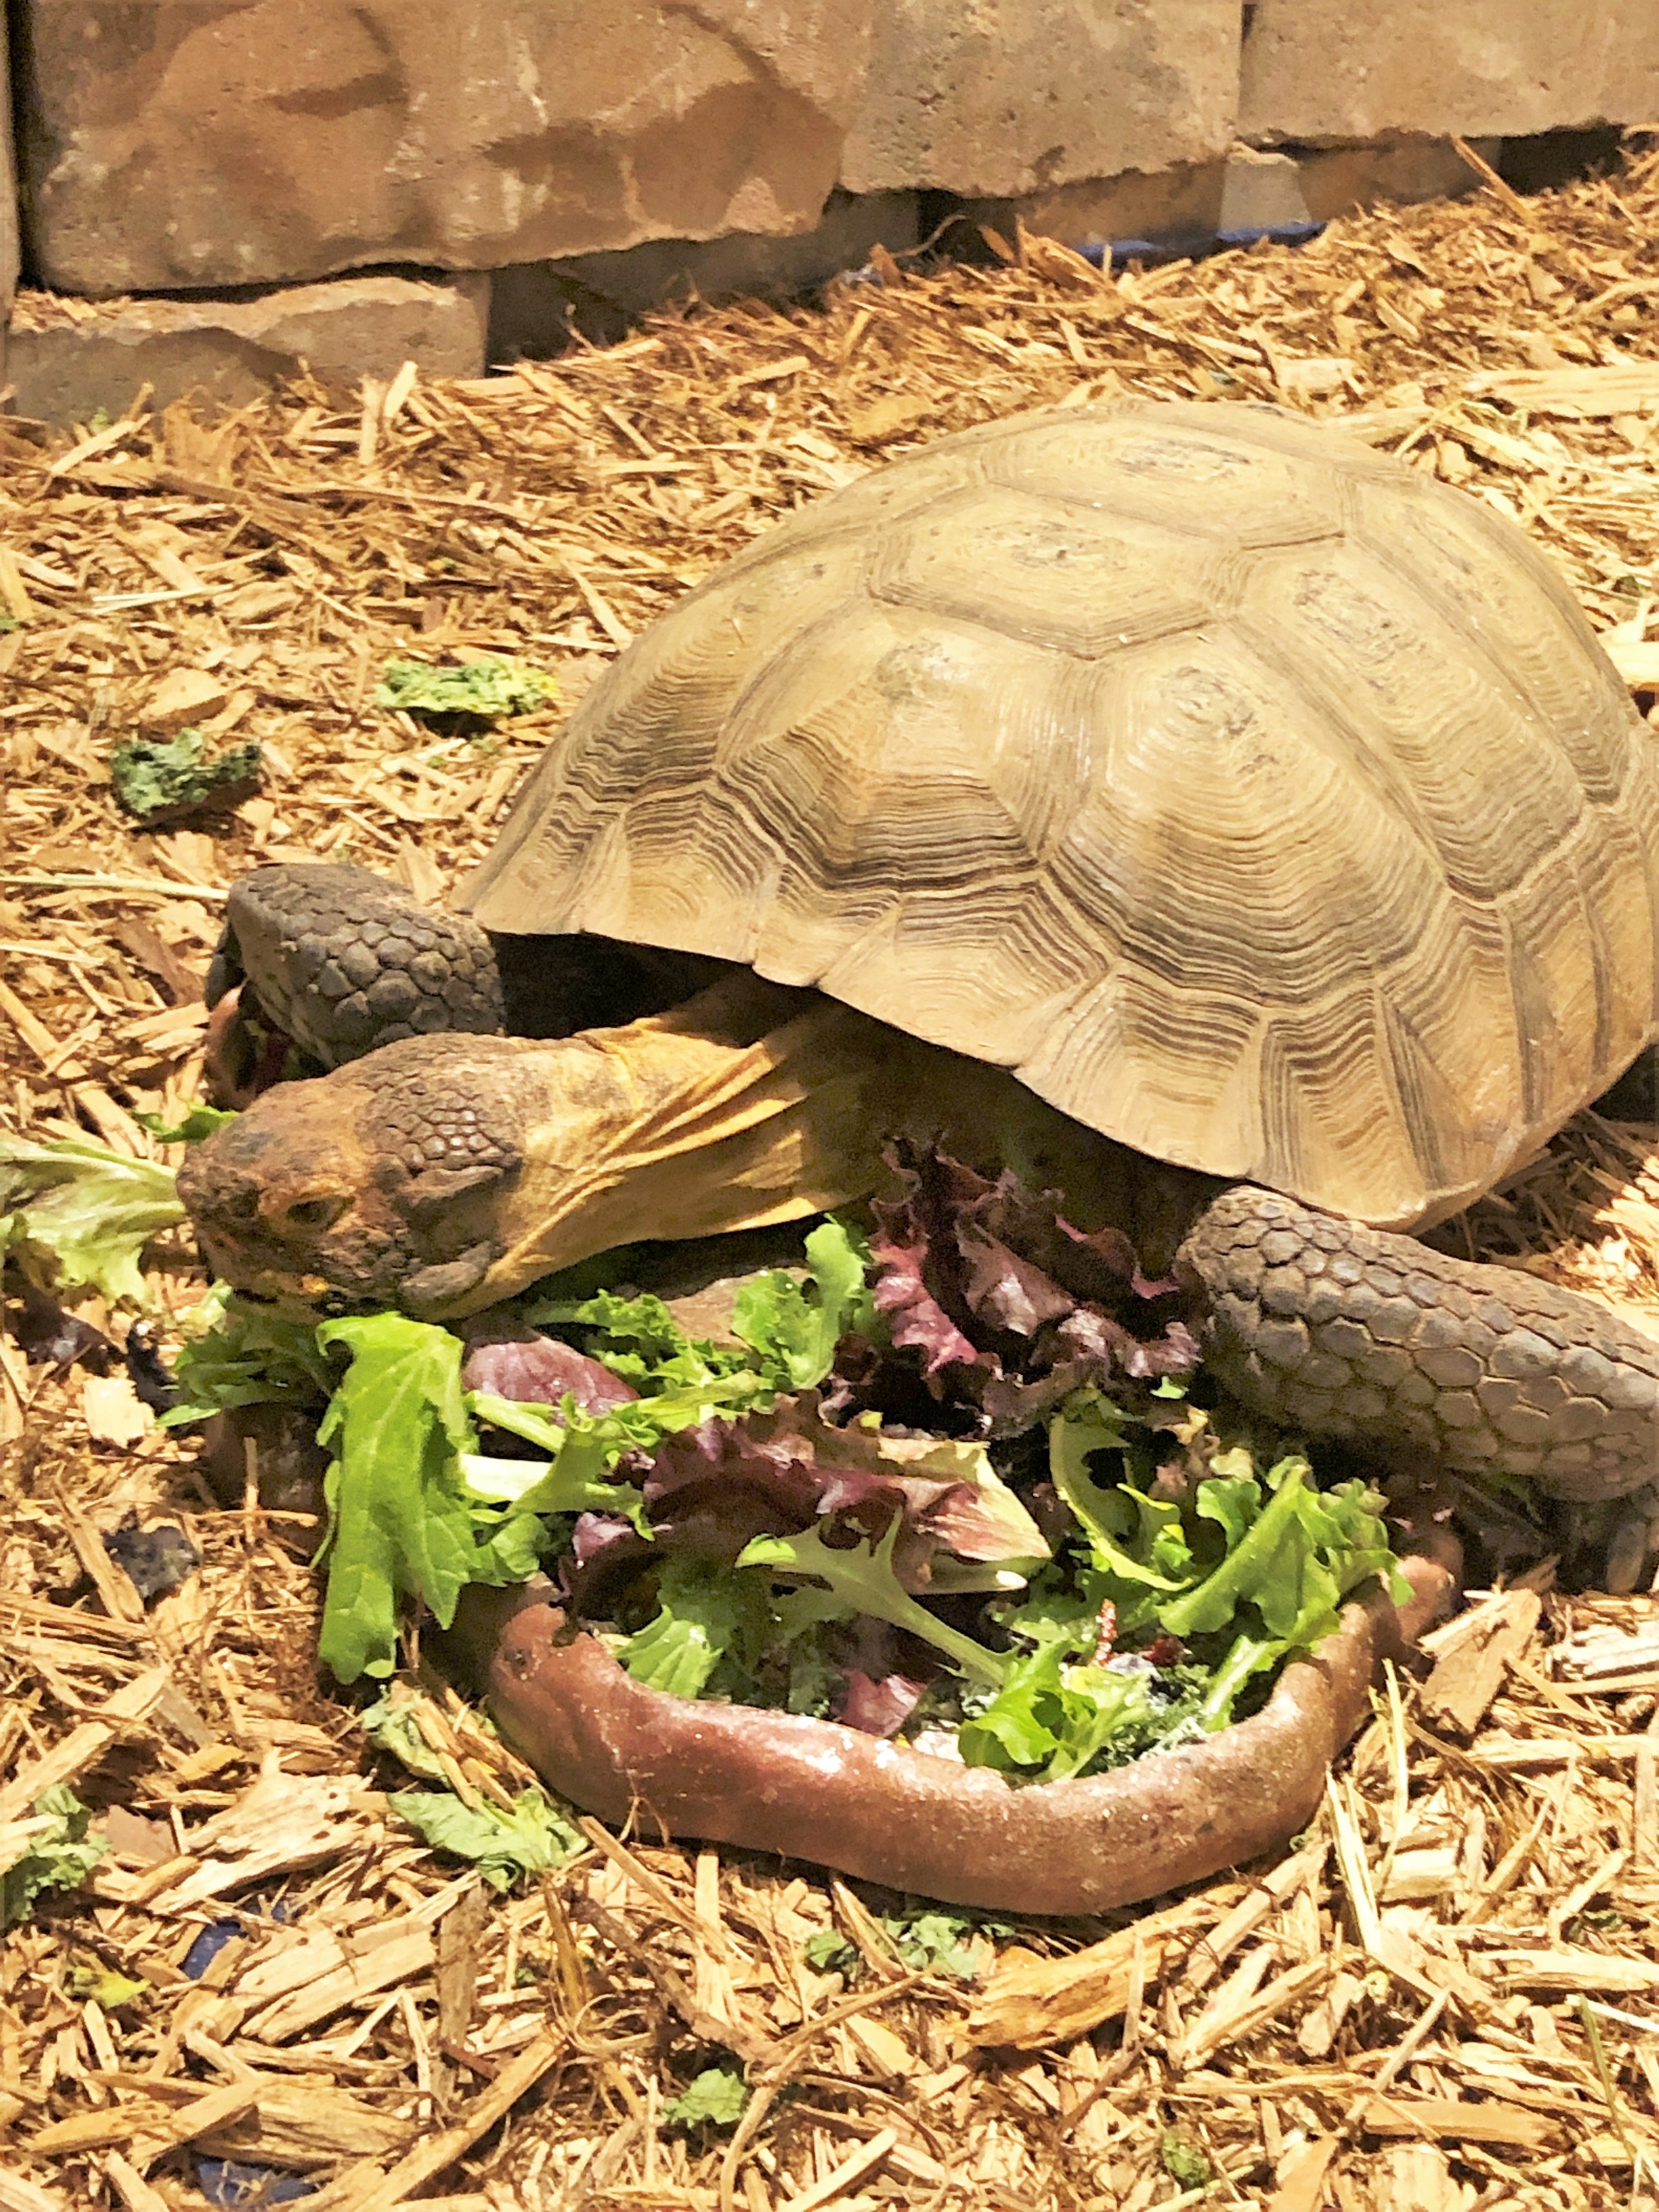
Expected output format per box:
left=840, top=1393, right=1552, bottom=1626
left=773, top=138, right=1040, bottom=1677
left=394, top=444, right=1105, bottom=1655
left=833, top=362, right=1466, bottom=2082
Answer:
left=16, top=1, right=1650, bottom=298
left=1, top=1, right=1653, bottom=419
left=840, top=0, right=1238, bottom=200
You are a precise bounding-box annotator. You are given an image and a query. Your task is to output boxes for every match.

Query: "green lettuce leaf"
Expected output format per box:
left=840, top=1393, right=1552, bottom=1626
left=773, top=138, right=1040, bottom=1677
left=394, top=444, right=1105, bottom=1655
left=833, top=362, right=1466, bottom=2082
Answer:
left=162, top=1286, right=338, bottom=1424
left=134, top=1104, right=238, bottom=1143
left=375, top=656, right=556, bottom=720
left=1036, top=1390, right=1404, bottom=1747
left=1158, top=1455, right=1400, bottom=1645
left=662, top=2067, right=750, bottom=2131
left=1192, top=1627, right=1289, bottom=1731
left=804, top=1902, right=1009, bottom=1981
left=314, top=1316, right=546, bottom=1683
left=738, top=1519, right=1008, bottom=1688
left=527, top=1220, right=876, bottom=1401
left=1161, top=2132, right=1212, bottom=2190
left=394, top=1786, right=583, bottom=1888
left=1047, top=1392, right=1193, bottom=1628
left=464, top=1390, right=715, bottom=1532
left=517, top=1286, right=745, bottom=1389
left=704, top=1399, right=1048, bottom=1595
left=0, top=1133, right=184, bottom=1307
left=360, top=1691, right=450, bottom=1781
left=731, top=1218, right=877, bottom=1388
left=619, top=1558, right=772, bottom=1699
left=110, top=729, right=262, bottom=823
left=64, top=1963, right=147, bottom=2010
left=1, top=1787, right=109, bottom=1928
left=957, top=1639, right=1156, bottom=1783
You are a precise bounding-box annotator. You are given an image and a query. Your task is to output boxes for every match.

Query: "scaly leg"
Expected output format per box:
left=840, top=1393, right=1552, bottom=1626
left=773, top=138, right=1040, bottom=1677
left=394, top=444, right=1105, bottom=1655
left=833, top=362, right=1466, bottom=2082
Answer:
left=1180, top=1185, right=1659, bottom=1503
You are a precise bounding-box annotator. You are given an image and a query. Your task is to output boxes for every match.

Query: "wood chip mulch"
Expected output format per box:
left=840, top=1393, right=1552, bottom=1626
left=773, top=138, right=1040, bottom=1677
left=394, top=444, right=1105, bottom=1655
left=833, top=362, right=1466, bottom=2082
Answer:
left=3, top=138, right=1659, bottom=2212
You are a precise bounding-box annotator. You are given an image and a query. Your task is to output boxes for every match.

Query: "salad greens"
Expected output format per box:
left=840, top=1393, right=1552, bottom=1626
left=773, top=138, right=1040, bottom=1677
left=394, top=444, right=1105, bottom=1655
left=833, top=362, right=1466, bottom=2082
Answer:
left=1161, top=2132, right=1213, bottom=2191
left=153, top=1221, right=883, bottom=1681
left=523, top=1214, right=873, bottom=1396
left=165, top=1285, right=340, bottom=1421
left=804, top=1899, right=1011, bottom=1980
left=618, top=1557, right=773, bottom=1699
left=134, top=1104, right=238, bottom=1144
left=363, top=1689, right=586, bottom=1887
left=740, top=1519, right=1009, bottom=1688
left=10, top=1129, right=1406, bottom=1785
left=109, top=727, right=263, bottom=823
left=662, top=2068, right=751, bottom=2132
left=730, top=1219, right=879, bottom=1387
left=392, top=1787, right=584, bottom=1888
left=313, top=1315, right=549, bottom=1681
left=735, top=1387, right=1402, bottom=1785
left=375, top=656, right=556, bottom=721
left=0, top=1132, right=185, bottom=1307
left=1, top=1788, right=108, bottom=1928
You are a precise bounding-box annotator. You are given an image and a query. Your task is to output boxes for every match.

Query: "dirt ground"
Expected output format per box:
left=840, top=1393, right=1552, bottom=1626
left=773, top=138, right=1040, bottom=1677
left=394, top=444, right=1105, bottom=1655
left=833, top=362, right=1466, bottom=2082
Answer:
left=3, top=142, right=1659, bottom=2212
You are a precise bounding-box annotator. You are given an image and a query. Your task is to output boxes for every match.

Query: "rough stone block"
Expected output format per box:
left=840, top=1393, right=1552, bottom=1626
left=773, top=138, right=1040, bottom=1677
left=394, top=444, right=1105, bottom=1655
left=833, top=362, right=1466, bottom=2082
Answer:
left=1240, top=1, right=1659, bottom=145
left=975, top=134, right=1504, bottom=255
left=1291, top=138, right=1502, bottom=224
left=1219, top=137, right=1502, bottom=233
left=14, top=1, right=871, bottom=296
left=1215, top=146, right=1314, bottom=236
left=6, top=272, right=489, bottom=427
left=842, top=0, right=1239, bottom=199
left=964, top=163, right=1230, bottom=255
left=490, top=191, right=919, bottom=358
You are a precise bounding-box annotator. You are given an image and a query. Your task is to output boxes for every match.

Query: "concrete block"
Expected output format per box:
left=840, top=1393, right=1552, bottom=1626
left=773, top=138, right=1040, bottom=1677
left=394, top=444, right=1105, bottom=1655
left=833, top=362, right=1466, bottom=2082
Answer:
left=489, top=191, right=919, bottom=358
left=6, top=271, right=489, bottom=426
left=1216, top=146, right=1313, bottom=235
left=962, top=163, right=1231, bottom=255
left=1240, top=1, right=1659, bottom=145
left=976, top=134, right=1506, bottom=256
left=1291, top=137, right=1502, bottom=223
left=1219, top=137, right=1503, bottom=233
left=13, top=0, right=873, bottom=295
left=842, top=0, right=1239, bottom=199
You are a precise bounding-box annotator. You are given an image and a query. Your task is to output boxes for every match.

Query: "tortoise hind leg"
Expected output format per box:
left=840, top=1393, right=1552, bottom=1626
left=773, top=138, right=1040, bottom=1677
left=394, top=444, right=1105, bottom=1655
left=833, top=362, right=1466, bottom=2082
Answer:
left=1180, top=1185, right=1659, bottom=1503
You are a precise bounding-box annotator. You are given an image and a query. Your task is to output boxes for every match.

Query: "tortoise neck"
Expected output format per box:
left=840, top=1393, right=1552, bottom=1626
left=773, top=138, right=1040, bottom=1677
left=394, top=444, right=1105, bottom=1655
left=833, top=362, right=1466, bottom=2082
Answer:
left=439, top=973, right=1222, bottom=1313
left=460, top=979, right=912, bottom=1308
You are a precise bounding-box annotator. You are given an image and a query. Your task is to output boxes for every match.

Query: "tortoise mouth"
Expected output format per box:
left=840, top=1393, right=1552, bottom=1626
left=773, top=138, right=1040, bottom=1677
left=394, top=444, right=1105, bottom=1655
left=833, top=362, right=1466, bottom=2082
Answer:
left=204, top=983, right=317, bottom=1110
left=187, top=1214, right=387, bottom=1317
left=225, top=1282, right=384, bottom=1321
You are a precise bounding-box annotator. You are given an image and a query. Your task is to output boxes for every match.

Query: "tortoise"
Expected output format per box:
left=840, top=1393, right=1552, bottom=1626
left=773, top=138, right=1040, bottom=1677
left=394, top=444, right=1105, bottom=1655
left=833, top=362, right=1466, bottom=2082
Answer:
left=179, top=397, right=1659, bottom=1506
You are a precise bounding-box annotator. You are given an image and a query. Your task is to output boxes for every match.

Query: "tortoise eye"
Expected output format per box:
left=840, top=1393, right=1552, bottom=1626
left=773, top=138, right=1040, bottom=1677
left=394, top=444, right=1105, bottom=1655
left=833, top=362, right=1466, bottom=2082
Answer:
left=284, top=1194, right=345, bottom=1233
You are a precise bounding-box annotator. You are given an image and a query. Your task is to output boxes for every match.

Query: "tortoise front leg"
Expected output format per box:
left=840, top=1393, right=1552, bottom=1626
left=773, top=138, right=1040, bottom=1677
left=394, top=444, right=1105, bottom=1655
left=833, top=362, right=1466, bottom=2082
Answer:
left=1180, top=1186, right=1659, bottom=1503
left=208, top=864, right=505, bottom=1078
left=207, top=864, right=723, bottom=1101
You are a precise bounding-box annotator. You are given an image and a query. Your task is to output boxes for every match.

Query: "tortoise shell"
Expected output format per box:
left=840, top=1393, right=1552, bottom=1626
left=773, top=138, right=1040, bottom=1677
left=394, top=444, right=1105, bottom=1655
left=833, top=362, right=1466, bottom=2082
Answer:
left=462, top=399, right=1659, bottom=1231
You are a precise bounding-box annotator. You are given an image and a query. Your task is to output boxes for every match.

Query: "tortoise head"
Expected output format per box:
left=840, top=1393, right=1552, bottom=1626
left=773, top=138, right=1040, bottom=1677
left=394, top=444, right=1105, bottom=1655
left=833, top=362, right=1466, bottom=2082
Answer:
left=178, top=1034, right=539, bottom=1319
left=180, top=975, right=920, bottom=1321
